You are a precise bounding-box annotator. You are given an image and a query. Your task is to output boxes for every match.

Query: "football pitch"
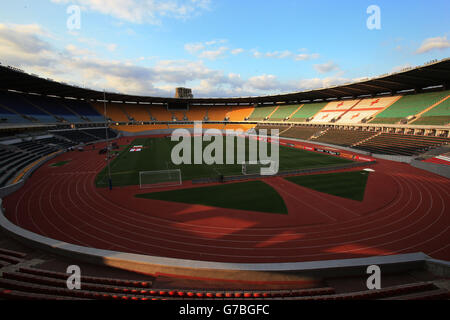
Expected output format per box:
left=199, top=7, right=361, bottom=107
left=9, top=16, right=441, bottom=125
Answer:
left=95, top=136, right=353, bottom=188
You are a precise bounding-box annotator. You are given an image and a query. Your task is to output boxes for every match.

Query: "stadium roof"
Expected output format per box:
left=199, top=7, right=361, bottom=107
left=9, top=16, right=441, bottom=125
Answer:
left=0, top=58, right=449, bottom=106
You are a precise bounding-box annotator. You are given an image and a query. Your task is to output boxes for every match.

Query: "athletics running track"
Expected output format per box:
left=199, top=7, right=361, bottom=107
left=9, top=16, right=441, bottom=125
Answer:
left=3, top=137, right=450, bottom=264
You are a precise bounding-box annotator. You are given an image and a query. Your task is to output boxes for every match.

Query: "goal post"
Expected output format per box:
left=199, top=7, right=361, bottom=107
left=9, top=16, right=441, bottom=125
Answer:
left=139, top=169, right=182, bottom=189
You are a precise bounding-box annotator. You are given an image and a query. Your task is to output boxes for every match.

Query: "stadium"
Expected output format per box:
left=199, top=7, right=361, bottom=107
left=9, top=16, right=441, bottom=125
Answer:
left=0, top=1, right=449, bottom=306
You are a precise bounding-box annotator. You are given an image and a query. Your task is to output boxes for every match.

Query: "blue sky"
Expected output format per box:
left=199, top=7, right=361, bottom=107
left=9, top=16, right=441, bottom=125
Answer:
left=0, top=0, right=449, bottom=97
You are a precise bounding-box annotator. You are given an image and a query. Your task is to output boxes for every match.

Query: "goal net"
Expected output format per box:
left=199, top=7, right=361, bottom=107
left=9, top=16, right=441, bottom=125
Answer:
left=139, top=169, right=182, bottom=189
left=242, top=161, right=276, bottom=176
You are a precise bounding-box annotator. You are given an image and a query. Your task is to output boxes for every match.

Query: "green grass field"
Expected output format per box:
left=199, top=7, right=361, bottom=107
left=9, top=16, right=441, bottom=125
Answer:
left=284, top=170, right=370, bottom=201
left=95, top=137, right=353, bottom=188
left=136, top=180, right=288, bottom=214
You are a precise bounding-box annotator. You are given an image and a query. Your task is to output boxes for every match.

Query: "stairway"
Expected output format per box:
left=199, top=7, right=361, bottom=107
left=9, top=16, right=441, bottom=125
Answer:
left=351, top=131, right=382, bottom=147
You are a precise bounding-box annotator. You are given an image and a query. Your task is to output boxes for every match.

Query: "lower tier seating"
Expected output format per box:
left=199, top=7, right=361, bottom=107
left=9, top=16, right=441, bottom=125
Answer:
left=313, top=129, right=378, bottom=146
left=354, top=133, right=450, bottom=156
left=279, top=126, right=324, bottom=140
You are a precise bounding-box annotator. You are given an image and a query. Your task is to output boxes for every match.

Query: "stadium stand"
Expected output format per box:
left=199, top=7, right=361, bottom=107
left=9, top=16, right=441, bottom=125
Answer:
left=0, top=104, right=30, bottom=124
left=92, top=102, right=129, bottom=122
left=186, top=106, right=208, bottom=121
left=171, top=110, right=187, bottom=121
left=51, top=128, right=117, bottom=144
left=280, top=126, right=325, bottom=140
left=0, top=91, right=57, bottom=123
left=255, top=124, right=291, bottom=135
left=62, top=99, right=105, bottom=123
left=124, top=104, right=152, bottom=122
left=353, top=133, right=450, bottom=156
left=0, top=134, right=80, bottom=187
left=269, top=104, right=302, bottom=121
left=370, top=90, right=450, bottom=124
left=313, top=129, right=379, bottom=147
left=226, top=106, right=255, bottom=121
left=336, top=96, right=402, bottom=124
left=147, top=106, right=173, bottom=122
left=207, top=106, right=229, bottom=121
left=411, top=95, right=450, bottom=125
left=247, top=105, right=278, bottom=121
left=288, top=102, right=328, bottom=122
left=112, top=124, right=169, bottom=132
left=20, top=94, right=82, bottom=123
left=310, top=99, right=362, bottom=124
left=0, top=260, right=448, bottom=300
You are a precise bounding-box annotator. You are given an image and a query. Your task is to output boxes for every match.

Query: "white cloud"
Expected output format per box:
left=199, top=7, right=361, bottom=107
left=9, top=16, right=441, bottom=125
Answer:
left=0, top=23, right=355, bottom=98
left=247, top=74, right=280, bottom=91
left=50, top=0, right=211, bottom=25
left=251, top=49, right=319, bottom=61
left=185, top=40, right=229, bottom=60
left=231, top=48, right=244, bottom=55
left=184, top=42, right=205, bottom=54
left=416, top=36, right=450, bottom=54
left=198, top=46, right=228, bottom=60
left=314, top=61, right=339, bottom=74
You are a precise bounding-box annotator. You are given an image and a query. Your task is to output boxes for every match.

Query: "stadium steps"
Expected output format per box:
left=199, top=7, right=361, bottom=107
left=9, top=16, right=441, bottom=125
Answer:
left=118, top=104, right=133, bottom=121
left=410, top=95, right=450, bottom=124
left=266, top=106, right=280, bottom=120
left=287, top=105, right=304, bottom=120
left=279, top=125, right=294, bottom=136
left=291, top=282, right=440, bottom=300
left=0, top=103, right=30, bottom=123
left=19, top=95, right=59, bottom=122
left=310, top=128, right=330, bottom=140
left=381, top=288, right=450, bottom=300
left=351, top=131, right=382, bottom=147
left=411, top=95, right=450, bottom=119
left=60, top=101, right=88, bottom=122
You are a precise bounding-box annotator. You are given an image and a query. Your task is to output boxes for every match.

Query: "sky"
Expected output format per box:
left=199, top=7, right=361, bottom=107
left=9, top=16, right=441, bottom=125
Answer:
left=0, top=0, right=449, bottom=98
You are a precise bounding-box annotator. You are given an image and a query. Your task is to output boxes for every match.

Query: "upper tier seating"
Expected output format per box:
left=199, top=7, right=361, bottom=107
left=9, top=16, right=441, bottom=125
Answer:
left=310, top=99, right=361, bottom=124
left=207, top=107, right=229, bottom=121
left=370, top=90, right=450, bottom=124
left=288, top=102, right=328, bottom=122
left=125, top=105, right=152, bottom=122
left=93, top=103, right=129, bottom=122
left=411, top=95, right=450, bottom=125
left=171, top=110, right=187, bottom=121
left=21, top=95, right=82, bottom=123
left=148, top=107, right=172, bottom=122
left=226, top=106, right=255, bottom=121
left=186, top=107, right=208, bottom=121
left=112, top=124, right=169, bottom=132
left=0, top=105, right=30, bottom=124
left=247, top=106, right=278, bottom=121
left=336, top=96, right=402, bottom=124
left=63, top=100, right=105, bottom=122
left=0, top=91, right=57, bottom=123
left=269, top=105, right=301, bottom=121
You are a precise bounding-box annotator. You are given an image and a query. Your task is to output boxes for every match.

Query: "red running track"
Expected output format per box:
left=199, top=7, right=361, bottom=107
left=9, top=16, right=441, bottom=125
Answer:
left=3, top=137, right=450, bottom=264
